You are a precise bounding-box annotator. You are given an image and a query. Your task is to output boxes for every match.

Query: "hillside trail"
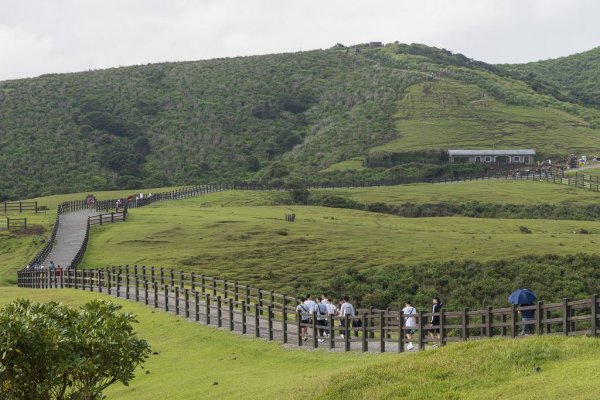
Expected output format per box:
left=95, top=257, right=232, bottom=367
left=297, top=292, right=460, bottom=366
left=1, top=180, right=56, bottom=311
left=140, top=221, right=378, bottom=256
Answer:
left=41, top=209, right=100, bottom=268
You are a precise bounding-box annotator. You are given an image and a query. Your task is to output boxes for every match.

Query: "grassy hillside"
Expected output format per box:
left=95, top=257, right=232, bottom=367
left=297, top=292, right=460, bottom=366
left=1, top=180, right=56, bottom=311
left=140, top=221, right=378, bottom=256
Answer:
left=2, top=289, right=600, bottom=399
left=369, top=79, right=600, bottom=157
left=3, top=43, right=600, bottom=200
left=504, top=46, right=600, bottom=109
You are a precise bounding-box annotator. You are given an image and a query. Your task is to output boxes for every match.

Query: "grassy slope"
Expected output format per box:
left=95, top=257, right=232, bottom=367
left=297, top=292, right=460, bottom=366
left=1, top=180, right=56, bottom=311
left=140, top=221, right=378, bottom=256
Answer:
left=315, top=179, right=600, bottom=206
left=370, top=79, right=600, bottom=156
left=503, top=46, right=600, bottom=110
left=317, top=336, right=600, bottom=400
left=0, top=288, right=387, bottom=399
left=2, top=288, right=600, bottom=399
left=81, top=190, right=600, bottom=293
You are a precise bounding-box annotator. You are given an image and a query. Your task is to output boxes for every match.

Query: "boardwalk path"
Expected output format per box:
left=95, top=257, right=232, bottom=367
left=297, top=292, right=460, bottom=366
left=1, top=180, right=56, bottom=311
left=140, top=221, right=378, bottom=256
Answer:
left=42, top=209, right=100, bottom=268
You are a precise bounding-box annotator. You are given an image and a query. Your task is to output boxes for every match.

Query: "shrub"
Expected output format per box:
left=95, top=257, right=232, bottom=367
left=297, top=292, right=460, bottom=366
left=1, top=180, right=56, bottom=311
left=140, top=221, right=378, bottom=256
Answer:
left=0, top=299, right=151, bottom=399
left=519, top=226, right=532, bottom=234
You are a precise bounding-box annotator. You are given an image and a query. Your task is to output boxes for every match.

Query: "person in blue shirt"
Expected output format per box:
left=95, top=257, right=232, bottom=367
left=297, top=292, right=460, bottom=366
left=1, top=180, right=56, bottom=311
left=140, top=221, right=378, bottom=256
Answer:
left=520, top=304, right=535, bottom=335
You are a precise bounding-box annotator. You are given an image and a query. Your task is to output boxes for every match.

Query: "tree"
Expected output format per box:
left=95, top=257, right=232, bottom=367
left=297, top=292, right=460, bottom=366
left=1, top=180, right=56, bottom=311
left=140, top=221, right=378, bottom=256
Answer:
left=0, top=299, right=151, bottom=399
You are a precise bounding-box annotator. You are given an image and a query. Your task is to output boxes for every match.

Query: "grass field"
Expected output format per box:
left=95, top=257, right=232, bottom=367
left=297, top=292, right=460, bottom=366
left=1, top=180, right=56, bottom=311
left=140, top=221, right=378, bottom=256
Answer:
left=313, top=179, right=600, bottom=206
left=2, top=288, right=600, bottom=399
left=0, top=288, right=388, bottom=399
left=81, top=192, right=600, bottom=293
left=370, top=79, right=600, bottom=155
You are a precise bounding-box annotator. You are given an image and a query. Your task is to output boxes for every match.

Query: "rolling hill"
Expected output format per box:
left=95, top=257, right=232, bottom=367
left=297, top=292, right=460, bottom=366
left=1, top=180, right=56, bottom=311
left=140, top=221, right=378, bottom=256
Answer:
left=2, top=43, right=600, bottom=200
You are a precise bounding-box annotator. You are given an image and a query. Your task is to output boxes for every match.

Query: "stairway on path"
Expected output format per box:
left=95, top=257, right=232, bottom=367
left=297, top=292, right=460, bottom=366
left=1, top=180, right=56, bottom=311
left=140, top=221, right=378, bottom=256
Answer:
left=42, top=209, right=100, bottom=268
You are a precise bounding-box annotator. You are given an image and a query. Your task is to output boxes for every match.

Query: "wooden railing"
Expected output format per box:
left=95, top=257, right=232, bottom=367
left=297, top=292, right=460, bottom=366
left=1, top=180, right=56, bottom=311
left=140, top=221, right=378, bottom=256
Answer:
left=17, top=266, right=600, bottom=353
left=1, top=201, right=38, bottom=213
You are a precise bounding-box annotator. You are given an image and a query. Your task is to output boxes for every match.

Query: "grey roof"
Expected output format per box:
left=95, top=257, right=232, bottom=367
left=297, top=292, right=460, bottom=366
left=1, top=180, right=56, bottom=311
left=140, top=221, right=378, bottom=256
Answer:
left=448, top=149, right=536, bottom=156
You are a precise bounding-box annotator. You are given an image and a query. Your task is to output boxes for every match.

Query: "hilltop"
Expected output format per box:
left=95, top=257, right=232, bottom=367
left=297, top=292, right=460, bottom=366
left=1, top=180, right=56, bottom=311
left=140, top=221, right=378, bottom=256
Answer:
left=2, top=43, right=600, bottom=200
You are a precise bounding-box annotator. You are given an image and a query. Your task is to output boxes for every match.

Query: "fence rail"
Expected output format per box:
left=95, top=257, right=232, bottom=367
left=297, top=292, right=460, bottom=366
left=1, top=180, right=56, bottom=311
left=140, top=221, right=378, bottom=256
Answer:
left=17, top=267, right=600, bottom=353
left=1, top=201, right=38, bottom=213
left=0, top=217, right=27, bottom=231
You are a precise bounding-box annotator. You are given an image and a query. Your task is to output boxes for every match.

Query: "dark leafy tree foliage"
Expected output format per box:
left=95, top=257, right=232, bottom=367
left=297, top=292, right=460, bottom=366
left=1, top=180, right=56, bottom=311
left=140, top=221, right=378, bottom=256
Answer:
left=0, top=299, right=151, bottom=399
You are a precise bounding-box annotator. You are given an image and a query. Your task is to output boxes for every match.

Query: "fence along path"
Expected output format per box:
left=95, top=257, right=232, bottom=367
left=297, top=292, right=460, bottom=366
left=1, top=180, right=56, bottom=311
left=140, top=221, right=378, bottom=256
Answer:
left=18, top=177, right=600, bottom=353
left=18, top=267, right=600, bottom=353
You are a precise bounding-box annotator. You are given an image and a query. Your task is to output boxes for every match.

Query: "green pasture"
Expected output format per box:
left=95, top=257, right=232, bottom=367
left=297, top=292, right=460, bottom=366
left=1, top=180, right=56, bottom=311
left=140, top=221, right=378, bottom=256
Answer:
left=566, top=166, right=600, bottom=178
left=370, top=80, right=600, bottom=155
left=0, top=288, right=387, bottom=400
left=314, top=179, right=600, bottom=206
left=322, top=157, right=365, bottom=172
left=1, top=288, right=600, bottom=399
left=82, top=193, right=600, bottom=293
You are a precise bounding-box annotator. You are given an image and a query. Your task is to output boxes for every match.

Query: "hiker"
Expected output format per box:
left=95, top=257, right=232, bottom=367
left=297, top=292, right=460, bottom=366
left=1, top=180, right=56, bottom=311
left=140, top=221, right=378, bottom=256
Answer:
left=428, top=296, right=443, bottom=347
left=296, top=297, right=310, bottom=341
left=324, top=294, right=336, bottom=337
left=115, top=199, right=122, bottom=212
left=316, top=298, right=328, bottom=342
left=338, top=296, right=355, bottom=339
left=48, top=261, right=55, bottom=271
left=519, top=304, right=535, bottom=335
left=304, top=294, right=317, bottom=322
left=56, top=265, right=62, bottom=277
left=402, top=301, right=417, bottom=350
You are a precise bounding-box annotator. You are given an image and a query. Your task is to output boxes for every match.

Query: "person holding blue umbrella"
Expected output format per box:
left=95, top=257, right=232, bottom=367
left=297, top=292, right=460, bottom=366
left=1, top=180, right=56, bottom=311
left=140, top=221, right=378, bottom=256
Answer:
left=509, top=288, right=537, bottom=335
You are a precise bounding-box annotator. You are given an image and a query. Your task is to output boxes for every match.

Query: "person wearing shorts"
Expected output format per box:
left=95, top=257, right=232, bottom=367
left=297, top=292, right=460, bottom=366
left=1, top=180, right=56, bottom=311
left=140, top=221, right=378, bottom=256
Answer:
left=296, top=297, right=309, bottom=341
left=428, top=296, right=443, bottom=347
left=402, top=301, right=417, bottom=350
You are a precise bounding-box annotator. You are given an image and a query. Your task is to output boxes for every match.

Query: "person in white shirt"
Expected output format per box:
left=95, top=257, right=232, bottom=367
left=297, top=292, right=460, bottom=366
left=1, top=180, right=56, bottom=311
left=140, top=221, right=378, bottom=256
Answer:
left=338, top=296, right=355, bottom=338
left=296, top=297, right=309, bottom=341
left=304, top=294, right=317, bottom=315
left=402, top=301, right=417, bottom=350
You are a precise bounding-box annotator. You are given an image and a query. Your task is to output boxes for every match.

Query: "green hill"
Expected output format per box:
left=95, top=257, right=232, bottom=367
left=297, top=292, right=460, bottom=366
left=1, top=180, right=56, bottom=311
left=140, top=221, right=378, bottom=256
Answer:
left=503, top=46, right=600, bottom=109
left=3, top=43, right=600, bottom=200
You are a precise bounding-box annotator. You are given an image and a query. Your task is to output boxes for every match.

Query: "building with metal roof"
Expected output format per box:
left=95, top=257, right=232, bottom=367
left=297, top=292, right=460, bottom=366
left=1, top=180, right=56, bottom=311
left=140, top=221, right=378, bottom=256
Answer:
left=448, top=149, right=535, bottom=164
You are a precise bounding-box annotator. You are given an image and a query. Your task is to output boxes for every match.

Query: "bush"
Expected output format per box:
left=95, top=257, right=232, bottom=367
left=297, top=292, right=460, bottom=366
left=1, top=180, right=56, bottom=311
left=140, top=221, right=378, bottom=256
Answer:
left=0, top=299, right=151, bottom=399
left=519, top=226, right=532, bottom=234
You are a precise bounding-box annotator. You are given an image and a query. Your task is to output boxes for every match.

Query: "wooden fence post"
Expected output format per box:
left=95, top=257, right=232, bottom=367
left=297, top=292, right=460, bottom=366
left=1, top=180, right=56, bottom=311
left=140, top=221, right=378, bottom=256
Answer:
left=418, top=310, right=425, bottom=350
left=486, top=306, right=493, bottom=338
left=229, top=299, right=234, bottom=331
left=217, top=296, right=222, bottom=328
left=205, top=294, right=211, bottom=325
left=185, top=289, right=190, bottom=318
left=282, top=295, right=288, bottom=344
left=563, top=298, right=570, bottom=336
left=268, top=306, right=274, bottom=341
left=144, top=281, right=149, bottom=305
left=329, top=314, right=335, bottom=349
left=195, top=291, right=200, bottom=322
left=344, top=315, right=350, bottom=352
left=153, top=282, right=158, bottom=308
left=312, top=311, right=318, bottom=348
left=241, top=301, right=247, bottom=334
left=175, top=287, right=180, bottom=315
left=511, top=305, right=518, bottom=338
left=592, top=294, right=598, bottom=337
left=535, top=301, right=543, bottom=335
left=164, top=286, right=169, bottom=312
left=255, top=303, right=260, bottom=338
left=361, top=313, right=368, bottom=352
left=398, top=308, right=404, bottom=353
left=297, top=311, right=302, bottom=346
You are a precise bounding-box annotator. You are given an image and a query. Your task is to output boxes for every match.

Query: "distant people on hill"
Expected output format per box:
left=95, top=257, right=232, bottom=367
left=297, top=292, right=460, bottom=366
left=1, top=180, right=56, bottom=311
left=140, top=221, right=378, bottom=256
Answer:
left=429, top=296, right=443, bottom=348
left=85, top=194, right=96, bottom=211
left=296, top=297, right=309, bottom=341
left=402, top=301, right=417, bottom=350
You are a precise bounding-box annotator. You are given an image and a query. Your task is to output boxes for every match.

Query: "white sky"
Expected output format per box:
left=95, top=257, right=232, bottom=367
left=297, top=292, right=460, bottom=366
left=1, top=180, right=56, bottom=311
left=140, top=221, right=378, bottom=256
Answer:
left=0, top=0, right=598, bottom=81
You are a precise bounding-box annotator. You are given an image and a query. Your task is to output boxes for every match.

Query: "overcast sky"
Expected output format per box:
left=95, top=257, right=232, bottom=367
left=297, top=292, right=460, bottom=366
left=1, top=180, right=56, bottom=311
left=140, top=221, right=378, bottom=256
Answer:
left=0, top=0, right=598, bottom=81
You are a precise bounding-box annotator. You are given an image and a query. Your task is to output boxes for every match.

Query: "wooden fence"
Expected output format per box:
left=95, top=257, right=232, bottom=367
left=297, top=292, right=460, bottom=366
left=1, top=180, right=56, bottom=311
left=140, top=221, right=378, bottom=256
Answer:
left=17, top=266, right=600, bottom=353
left=0, top=217, right=27, bottom=231
left=0, top=201, right=38, bottom=213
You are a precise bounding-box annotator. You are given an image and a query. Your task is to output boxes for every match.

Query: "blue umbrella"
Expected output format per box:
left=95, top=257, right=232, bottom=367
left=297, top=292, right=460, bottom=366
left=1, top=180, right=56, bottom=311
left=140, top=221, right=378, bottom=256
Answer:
left=508, top=288, right=537, bottom=305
